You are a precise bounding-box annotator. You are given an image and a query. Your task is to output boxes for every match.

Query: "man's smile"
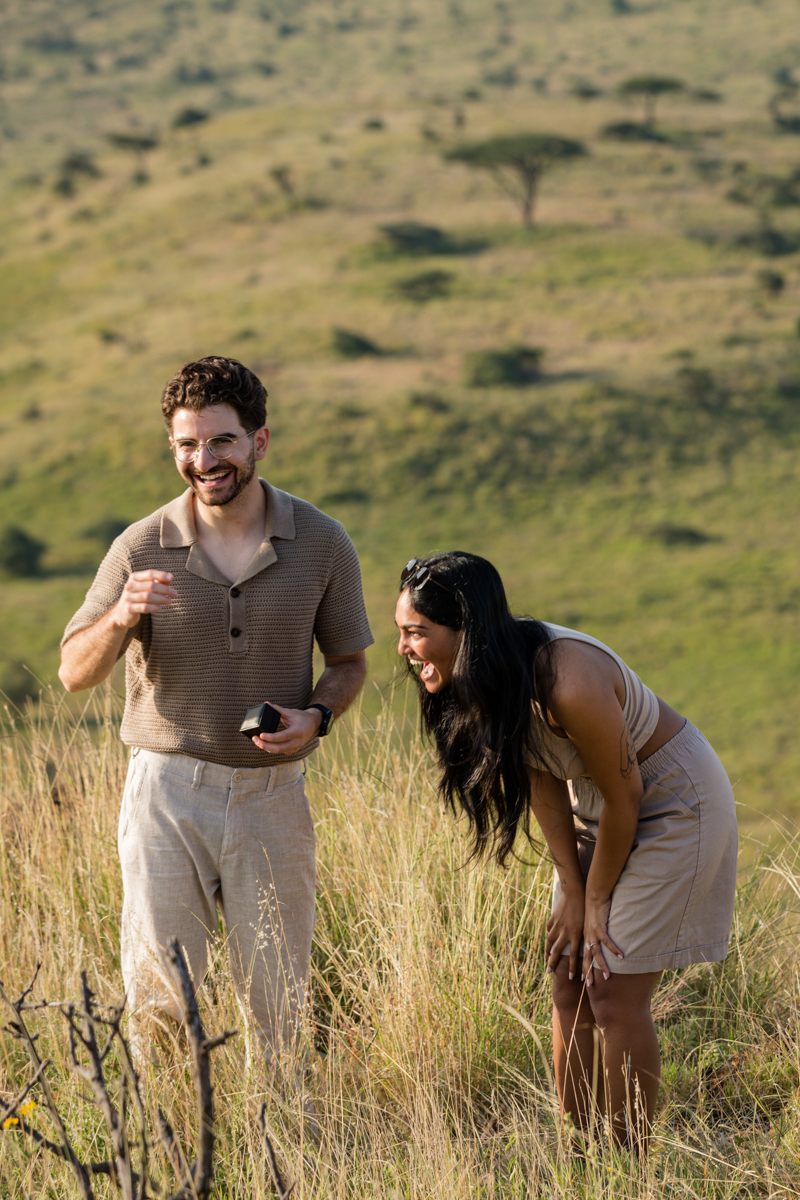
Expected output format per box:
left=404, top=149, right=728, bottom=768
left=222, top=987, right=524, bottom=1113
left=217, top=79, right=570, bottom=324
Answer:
left=191, top=468, right=233, bottom=487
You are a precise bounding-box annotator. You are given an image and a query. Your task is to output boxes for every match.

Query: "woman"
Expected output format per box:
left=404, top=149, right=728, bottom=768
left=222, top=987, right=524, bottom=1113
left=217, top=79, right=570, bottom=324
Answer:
left=395, top=552, right=737, bottom=1151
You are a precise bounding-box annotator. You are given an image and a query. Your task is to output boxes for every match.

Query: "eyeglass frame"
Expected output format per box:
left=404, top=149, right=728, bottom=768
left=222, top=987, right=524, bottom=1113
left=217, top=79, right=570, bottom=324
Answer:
left=170, top=428, right=259, bottom=463
left=400, top=557, right=456, bottom=596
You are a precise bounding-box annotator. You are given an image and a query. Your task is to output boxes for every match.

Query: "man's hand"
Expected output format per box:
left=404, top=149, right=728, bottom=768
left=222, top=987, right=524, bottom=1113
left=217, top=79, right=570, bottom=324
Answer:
left=111, top=571, right=177, bottom=629
left=252, top=704, right=322, bottom=756
left=250, top=650, right=367, bottom=757
left=60, top=570, right=177, bottom=693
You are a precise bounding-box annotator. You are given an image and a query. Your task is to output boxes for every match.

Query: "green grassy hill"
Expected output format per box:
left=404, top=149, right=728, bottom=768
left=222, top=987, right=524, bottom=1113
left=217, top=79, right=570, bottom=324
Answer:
left=2, top=0, right=800, bottom=832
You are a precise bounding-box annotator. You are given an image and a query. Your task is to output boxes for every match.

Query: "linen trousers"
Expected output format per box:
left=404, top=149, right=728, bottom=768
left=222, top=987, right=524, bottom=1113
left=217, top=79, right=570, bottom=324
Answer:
left=118, top=747, right=316, bottom=1058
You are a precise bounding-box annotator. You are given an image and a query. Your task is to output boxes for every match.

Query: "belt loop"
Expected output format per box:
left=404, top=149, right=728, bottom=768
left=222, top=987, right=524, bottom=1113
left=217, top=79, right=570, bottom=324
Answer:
left=302, top=759, right=307, bottom=777
left=191, top=760, right=205, bottom=790
left=265, top=766, right=276, bottom=795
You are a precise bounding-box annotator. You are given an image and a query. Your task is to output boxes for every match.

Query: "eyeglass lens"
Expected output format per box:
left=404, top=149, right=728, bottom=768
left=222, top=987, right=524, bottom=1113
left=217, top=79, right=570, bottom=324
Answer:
left=173, top=435, right=249, bottom=462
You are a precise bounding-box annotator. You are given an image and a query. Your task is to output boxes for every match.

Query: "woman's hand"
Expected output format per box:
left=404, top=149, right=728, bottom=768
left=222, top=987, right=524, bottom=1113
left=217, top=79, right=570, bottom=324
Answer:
left=546, top=881, right=586, bottom=980
left=582, top=895, right=624, bottom=983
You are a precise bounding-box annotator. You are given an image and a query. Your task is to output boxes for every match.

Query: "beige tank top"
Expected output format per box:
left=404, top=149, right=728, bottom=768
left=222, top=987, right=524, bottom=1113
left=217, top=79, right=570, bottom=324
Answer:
left=530, top=623, right=659, bottom=782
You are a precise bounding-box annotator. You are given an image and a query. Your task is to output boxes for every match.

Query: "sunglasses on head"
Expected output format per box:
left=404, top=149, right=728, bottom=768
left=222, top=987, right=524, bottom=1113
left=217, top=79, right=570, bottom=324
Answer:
left=400, top=558, right=456, bottom=596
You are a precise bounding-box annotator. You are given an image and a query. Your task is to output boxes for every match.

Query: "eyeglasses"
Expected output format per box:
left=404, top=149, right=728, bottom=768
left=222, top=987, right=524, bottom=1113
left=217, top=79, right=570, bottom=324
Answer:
left=400, top=557, right=456, bottom=595
left=170, top=430, right=258, bottom=463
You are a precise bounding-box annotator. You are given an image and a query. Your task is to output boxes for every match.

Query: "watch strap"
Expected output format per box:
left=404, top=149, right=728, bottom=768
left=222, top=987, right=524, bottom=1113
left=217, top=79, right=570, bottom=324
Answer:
left=306, top=703, right=334, bottom=737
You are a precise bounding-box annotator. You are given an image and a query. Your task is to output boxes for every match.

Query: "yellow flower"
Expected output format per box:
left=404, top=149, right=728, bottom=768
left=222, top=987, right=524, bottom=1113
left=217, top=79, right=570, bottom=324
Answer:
left=2, top=1101, right=35, bottom=1128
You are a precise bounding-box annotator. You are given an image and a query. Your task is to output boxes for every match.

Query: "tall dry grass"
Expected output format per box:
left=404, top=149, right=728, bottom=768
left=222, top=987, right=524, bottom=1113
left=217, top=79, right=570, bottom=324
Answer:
left=1, top=686, right=799, bottom=1197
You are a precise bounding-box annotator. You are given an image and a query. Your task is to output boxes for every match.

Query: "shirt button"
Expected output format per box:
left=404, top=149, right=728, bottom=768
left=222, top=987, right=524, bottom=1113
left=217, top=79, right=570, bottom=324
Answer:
left=231, top=628, right=241, bottom=637
left=233, top=772, right=242, bottom=784
left=230, top=587, right=240, bottom=597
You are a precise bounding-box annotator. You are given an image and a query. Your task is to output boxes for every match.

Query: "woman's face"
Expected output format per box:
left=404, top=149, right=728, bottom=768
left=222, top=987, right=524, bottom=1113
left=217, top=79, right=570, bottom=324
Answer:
left=395, top=588, right=462, bottom=693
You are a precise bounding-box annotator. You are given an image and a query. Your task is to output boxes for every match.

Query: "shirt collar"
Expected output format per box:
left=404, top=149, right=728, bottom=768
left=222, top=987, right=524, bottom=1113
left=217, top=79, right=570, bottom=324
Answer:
left=160, top=479, right=296, bottom=585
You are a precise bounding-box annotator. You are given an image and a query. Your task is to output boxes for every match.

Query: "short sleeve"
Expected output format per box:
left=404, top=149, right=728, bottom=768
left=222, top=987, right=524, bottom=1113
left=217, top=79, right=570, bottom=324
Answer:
left=313, top=525, right=374, bottom=657
left=61, top=535, right=137, bottom=656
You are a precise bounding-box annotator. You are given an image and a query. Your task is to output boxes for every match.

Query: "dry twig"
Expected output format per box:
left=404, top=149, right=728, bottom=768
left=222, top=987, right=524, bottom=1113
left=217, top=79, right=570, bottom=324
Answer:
left=0, top=942, right=240, bottom=1200
left=258, top=1103, right=295, bottom=1198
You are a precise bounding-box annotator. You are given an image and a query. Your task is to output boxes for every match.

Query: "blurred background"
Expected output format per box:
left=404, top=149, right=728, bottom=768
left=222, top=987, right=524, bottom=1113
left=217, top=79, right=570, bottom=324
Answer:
left=1, top=0, right=800, bottom=837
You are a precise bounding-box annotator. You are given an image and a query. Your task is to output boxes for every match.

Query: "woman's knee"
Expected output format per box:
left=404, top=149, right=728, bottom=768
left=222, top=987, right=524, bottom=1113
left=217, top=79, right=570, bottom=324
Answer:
left=551, top=959, right=588, bottom=1016
left=586, top=972, right=658, bottom=1030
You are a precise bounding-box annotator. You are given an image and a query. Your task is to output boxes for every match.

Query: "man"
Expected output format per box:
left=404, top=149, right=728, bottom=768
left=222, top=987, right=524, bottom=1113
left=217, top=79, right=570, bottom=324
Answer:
left=60, top=356, right=372, bottom=1061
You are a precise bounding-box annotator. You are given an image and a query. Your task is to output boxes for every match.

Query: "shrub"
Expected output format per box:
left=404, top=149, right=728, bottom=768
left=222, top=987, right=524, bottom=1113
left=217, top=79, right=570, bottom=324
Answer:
left=408, top=391, right=451, bottom=413
left=692, top=88, right=723, bottom=102
left=0, top=526, right=46, bottom=576
left=84, top=517, right=130, bottom=547
left=601, top=121, right=667, bottom=143
left=270, top=165, right=294, bottom=197
left=465, top=346, right=543, bottom=387
left=59, top=151, right=100, bottom=178
left=652, top=524, right=714, bottom=547
left=735, top=228, right=798, bottom=256
left=394, top=270, right=454, bottom=301
left=363, top=117, right=385, bottom=130
left=570, top=81, right=603, bottom=99
left=332, top=328, right=381, bottom=358
left=172, top=107, right=210, bottom=129
left=756, top=269, right=785, bottom=296
left=176, top=63, right=216, bottom=84
left=377, top=222, right=452, bottom=255
left=483, top=66, right=518, bottom=88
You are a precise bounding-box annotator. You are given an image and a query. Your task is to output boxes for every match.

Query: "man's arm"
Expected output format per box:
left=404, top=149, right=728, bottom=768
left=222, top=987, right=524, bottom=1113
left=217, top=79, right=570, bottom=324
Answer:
left=252, top=650, right=368, bottom=756
left=59, top=571, right=177, bottom=693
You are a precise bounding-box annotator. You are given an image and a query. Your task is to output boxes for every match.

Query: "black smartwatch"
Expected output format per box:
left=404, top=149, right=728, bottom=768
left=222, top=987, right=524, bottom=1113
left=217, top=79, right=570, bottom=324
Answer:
left=306, top=703, right=334, bottom=737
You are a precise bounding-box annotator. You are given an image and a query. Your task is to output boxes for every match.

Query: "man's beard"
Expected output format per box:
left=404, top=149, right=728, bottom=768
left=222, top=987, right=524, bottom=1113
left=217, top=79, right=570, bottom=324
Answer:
left=189, top=449, right=256, bottom=507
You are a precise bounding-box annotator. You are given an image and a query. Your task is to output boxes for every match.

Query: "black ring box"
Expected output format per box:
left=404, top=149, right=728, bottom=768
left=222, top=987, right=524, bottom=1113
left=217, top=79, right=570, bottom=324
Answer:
left=239, top=702, right=281, bottom=739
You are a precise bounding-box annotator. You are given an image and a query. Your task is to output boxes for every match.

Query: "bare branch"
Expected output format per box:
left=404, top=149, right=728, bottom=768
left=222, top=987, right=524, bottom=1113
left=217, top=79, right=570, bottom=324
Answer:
left=202, top=1030, right=238, bottom=1052
left=61, top=974, right=137, bottom=1200
left=1, top=1058, right=49, bottom=1126
left=161, top=938, right=238, bottom=1200
left=2, top=962, right=238, bottom=1200
left=0, top=976, right=96, bottom=1200
left=9, top=1122, right=116, bottom=1177
left=258, top=1105, right=295, bottom=1199
left=157, top=1108, right=193, bottom=1195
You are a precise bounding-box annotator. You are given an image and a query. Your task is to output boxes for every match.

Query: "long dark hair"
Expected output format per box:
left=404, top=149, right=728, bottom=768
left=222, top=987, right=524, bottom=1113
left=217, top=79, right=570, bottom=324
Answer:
left=400, top=551, right=554, bottom=867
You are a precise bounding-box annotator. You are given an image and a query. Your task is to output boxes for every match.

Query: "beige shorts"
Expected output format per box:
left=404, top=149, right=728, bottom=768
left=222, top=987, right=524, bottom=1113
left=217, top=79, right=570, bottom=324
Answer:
left=553, top=721, right=738, bottom=974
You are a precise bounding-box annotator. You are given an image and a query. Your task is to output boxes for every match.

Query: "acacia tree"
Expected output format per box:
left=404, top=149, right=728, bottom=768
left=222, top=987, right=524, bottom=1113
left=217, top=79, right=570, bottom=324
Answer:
left=617, top=75, right=684, bottom=128
left=444, top=133, right=587, bottom=227
left=106, top=132, right=160, bottom=181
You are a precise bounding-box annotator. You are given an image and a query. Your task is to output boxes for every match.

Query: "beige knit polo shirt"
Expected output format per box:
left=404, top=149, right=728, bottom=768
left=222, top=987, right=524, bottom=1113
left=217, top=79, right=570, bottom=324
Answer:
left=62, top=479, right=374, bottom=768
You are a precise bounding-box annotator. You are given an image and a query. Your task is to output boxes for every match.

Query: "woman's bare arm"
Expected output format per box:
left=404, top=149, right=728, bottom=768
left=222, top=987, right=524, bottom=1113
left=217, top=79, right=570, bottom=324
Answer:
left=545, top=640, right=644, bottom=980
left=528, top=767, right=585, bottom=980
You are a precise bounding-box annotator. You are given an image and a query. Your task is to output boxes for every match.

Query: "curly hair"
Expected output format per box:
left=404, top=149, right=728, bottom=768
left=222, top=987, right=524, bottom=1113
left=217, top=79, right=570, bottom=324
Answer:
left=400, top=551, right=555, bottom=867
left=161, top=356, right=268, bottom=430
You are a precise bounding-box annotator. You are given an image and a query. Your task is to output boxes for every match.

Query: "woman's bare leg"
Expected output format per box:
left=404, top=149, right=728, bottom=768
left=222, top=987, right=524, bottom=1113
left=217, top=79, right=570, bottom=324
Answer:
left=585, top=969, right=662, bottom=1152
left=551, top=959, right=604, bottom=1133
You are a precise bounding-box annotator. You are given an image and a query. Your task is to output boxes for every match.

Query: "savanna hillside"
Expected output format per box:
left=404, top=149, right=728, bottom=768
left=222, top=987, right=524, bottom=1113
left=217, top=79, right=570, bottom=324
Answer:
left=1, top=0, right=800, bottom=830
left=3, top=4, right=800, bottom=1197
